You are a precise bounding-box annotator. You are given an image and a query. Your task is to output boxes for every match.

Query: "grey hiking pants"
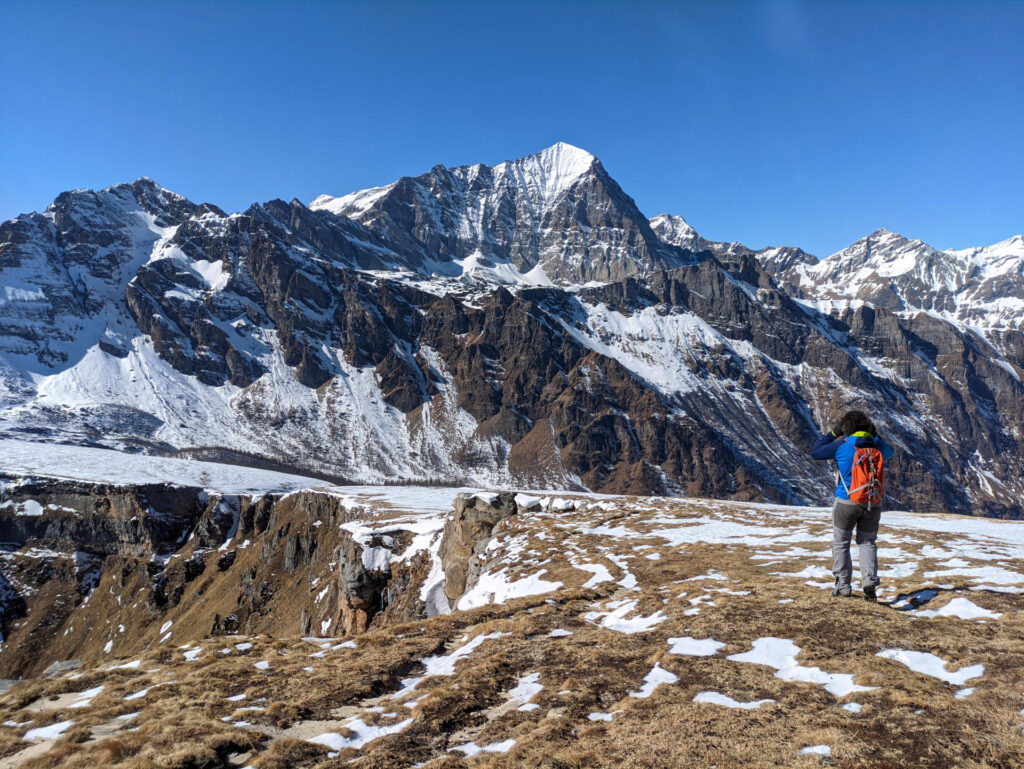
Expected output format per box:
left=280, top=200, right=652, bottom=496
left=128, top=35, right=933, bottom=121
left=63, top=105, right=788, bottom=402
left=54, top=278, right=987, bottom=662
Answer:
left=832, top=499, right=881, bottom=589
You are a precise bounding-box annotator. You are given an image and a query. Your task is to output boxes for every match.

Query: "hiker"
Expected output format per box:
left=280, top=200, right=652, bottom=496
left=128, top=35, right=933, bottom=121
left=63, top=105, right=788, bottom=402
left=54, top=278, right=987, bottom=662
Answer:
left=810, top=409, right=894, bottom=602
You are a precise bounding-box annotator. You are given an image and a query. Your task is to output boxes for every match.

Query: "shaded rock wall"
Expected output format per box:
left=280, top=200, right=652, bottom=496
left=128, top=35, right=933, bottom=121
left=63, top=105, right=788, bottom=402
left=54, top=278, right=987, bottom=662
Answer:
left=0, top=479, right=440, bottom=677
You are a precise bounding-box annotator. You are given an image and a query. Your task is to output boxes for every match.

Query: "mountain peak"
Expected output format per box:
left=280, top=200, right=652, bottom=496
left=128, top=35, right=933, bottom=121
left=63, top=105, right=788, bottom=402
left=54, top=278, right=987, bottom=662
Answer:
left=530, top=141, right=597, bottom=170
left=493, top=142, right=600, bottom=201
left=101, top=177, right=177, bottom=196
left=833, top=228, right=929, bottom=259
left=864, top=227, right=905, bottom=243
left=308, top=141, right=679, bottom=285
left=649, top=213, right=702, bottom=248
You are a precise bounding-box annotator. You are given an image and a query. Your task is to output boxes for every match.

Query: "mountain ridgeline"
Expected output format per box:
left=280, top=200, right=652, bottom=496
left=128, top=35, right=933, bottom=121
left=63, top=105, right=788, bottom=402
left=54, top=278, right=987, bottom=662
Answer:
left=1, top=143, right=1022, bottom=517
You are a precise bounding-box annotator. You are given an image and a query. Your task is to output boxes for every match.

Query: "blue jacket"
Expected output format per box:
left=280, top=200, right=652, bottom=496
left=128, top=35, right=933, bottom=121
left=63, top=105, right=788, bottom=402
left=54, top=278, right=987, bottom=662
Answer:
left=811, top=431, right=894, bottom=501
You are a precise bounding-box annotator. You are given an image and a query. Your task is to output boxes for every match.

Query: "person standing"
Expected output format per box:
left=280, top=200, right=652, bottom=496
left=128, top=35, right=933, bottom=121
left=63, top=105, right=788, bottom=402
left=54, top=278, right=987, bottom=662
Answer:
left=811, top=409, right=895, bottom=602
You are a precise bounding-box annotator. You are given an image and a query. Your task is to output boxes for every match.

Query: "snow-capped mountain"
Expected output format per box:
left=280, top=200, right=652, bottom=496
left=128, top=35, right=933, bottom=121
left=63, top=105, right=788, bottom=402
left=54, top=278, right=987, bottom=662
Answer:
left=0, top=179, right=198, bottom=373
left=649, top=215, right=1024, bottom=339
left=789, top=229, right=1024, bottom=332
left=1, top=145, right=1022, bottom=517
left=311, top=142, right=697, bottom=285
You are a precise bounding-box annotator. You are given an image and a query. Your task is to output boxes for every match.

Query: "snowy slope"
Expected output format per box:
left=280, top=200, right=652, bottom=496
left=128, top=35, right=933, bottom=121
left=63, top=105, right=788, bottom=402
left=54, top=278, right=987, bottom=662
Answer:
left=0, top=437, right=335, bottom=493
left=0, top=437, right=488, bottom=516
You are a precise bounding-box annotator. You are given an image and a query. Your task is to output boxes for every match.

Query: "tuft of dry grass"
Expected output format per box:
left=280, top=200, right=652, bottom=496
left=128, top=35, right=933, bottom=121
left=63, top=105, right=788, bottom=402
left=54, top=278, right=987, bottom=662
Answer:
left=250, top=738, right=329, bottom=769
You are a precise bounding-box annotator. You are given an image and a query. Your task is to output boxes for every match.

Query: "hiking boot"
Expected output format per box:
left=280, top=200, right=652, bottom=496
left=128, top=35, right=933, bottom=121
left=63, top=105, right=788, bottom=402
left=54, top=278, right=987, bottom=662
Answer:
left=863, top=585, right=877, bottom=603
left=832, top=587, right=851, bottom=598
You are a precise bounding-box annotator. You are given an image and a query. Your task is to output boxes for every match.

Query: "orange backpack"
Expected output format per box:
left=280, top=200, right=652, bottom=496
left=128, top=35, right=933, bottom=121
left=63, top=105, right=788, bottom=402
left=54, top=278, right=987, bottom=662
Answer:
left=843, top=445, right=885, bottom=508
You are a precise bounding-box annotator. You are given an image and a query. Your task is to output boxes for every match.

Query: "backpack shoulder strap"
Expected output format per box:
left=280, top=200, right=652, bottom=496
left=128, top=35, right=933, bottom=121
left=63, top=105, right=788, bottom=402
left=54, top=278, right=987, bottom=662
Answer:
left=835, top=437, right=854, bottom=495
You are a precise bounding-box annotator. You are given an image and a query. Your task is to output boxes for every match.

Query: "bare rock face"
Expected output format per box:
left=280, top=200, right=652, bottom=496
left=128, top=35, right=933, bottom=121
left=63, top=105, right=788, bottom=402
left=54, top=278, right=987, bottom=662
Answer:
left=0, top=477, right=207, bottom=556
left=440, top=493, right=519, bottom=603
left=335, top=531, right=402, bottom=635
left=0, top=479, right=444, bottom=677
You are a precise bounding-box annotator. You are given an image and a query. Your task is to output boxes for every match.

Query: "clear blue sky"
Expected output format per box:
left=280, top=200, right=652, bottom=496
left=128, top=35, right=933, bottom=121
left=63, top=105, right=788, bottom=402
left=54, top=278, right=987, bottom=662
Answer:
left=2, top=1, right=1021, bottom=257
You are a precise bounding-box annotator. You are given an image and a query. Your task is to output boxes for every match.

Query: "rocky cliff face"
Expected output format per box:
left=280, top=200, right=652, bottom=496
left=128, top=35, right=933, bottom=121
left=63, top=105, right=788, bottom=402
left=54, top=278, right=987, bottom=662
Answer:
left=0, top=474, right=598, bottom=682
left=1, top=144, right=1021, bottom=517
left=0, top=477, right=455, bottom=678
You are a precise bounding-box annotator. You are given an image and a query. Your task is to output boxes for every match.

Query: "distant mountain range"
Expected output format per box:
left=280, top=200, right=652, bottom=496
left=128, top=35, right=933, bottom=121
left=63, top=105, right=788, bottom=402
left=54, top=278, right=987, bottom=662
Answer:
left=1, top=143, right=1021, bottom=516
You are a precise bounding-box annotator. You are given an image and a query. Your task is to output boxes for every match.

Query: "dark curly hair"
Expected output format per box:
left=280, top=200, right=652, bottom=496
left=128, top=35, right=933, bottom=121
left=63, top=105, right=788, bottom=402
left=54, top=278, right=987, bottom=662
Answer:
left=838, top=409, right=876, bottom=437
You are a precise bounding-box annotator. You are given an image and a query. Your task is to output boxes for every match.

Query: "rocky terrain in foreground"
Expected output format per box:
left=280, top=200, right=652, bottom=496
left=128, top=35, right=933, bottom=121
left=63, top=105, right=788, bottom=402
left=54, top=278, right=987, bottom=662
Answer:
left=0, top=461, right=1021, bottom=768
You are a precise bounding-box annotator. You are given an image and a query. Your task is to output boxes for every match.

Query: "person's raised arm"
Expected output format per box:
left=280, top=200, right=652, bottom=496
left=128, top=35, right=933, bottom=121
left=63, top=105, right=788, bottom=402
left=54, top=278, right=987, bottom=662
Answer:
left=810, top=428, right=843, bottom=460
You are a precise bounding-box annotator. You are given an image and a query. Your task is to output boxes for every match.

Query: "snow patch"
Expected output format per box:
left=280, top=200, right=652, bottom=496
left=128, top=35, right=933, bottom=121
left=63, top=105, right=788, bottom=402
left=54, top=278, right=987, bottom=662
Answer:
left=693, top=691, right=774, bottom=709
left=629, top=664, right=678, bottom=698
left=667, top=636, right=725, bottom=657
left=728, top=637, right=874, bottom=697
left=876, top=649, right=984, bottom=685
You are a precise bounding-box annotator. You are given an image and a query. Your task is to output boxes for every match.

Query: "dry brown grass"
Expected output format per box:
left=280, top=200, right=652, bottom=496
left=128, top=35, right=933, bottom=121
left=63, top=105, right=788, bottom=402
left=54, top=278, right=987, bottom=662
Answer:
left=0, top=497, right=1021, bottom=768
left=250, top=738, right=329, bottom=769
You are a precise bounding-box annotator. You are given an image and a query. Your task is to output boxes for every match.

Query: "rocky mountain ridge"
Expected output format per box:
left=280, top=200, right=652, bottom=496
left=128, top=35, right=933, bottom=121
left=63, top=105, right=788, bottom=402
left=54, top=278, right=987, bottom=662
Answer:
left=1, top=144, right=1022, bottom=517
left=651, top=216, right=1024, bottom=353
left=787, top=228, right=1024, bottom=332
left=311, top=142, right=698, bottom=286
left=648, top=213, right=818, bottom=282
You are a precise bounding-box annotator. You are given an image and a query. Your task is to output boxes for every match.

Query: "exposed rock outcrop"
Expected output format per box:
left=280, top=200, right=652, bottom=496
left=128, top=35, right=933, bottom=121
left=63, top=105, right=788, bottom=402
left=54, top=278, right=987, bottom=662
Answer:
left=0, top=478, right=444, bottom=677
left=440, top=492, right=519, bottom=603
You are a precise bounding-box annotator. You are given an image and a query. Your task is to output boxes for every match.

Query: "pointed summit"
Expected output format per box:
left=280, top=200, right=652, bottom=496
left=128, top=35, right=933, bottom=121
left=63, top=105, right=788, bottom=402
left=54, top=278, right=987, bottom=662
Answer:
left=487, top=142, right=600, bottom=205
left=649, top=213, right=705, bottom=252
left=529, top=141, right=599, bottom=178
left=823, top=228, right=933, bottom=263
left=312, top=143, right=601, bottom=217
left=309, top=142, right=686, bottom=285
left=852, top=228, right=917, bottom=252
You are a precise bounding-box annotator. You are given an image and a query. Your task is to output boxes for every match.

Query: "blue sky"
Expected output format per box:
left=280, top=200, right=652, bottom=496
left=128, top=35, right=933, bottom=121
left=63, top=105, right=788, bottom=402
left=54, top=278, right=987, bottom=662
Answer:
left=2, top=1, right=1021, bottom=257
